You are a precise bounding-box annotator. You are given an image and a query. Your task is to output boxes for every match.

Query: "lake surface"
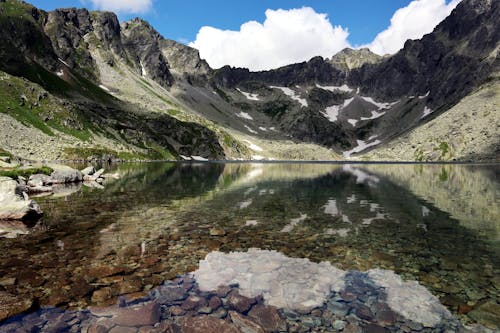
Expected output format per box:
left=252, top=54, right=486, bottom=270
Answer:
left=0, top=163, right=498, bottom=332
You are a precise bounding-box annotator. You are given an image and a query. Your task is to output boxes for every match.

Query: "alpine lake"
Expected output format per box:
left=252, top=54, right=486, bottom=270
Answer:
left=0, top=162, right=498, bottom=333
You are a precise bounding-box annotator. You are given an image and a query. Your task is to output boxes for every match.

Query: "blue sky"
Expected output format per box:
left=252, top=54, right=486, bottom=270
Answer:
left=30, top=0, right=415, bottom=45
left=29, top=0, right=461, bottom=70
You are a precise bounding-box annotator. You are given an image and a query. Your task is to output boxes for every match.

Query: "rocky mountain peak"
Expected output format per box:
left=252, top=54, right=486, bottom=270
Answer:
left=120, top=17, right=174, bottom=87
left=328, top=48, right=383, bottom=72
left=159, top=39, right=211, bottom=77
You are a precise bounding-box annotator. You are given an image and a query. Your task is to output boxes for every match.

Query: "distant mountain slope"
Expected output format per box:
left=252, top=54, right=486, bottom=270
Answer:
left=362, top=79, right=499, bottom=162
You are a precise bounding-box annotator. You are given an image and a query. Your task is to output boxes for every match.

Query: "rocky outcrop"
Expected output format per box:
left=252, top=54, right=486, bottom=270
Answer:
left=159, top=39, right=211, bottom=76
left=348, top=0, right=500, bottom=106
left=44, top=8, right=98, bottom=80
left=0, top=176, right=42, bottom=221
left=121, top=18, right=174, bottom=87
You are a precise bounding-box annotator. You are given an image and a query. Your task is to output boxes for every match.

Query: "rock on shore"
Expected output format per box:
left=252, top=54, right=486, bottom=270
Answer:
left=0, top=177, right=42, bottom=221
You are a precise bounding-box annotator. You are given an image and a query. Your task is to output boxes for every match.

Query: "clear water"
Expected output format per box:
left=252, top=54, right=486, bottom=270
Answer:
left=0, top=162, right=498, bottom=330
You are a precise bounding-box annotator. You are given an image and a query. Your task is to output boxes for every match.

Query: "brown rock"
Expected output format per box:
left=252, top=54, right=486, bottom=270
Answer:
left=109, top=327, right=137, bottom=333
left=112, top=302, right=160, bottom=327
left=362, top=323, right=390, bottom=333
left=169, top=306, right=186, bottom=316
left=227, top=290, right=256, bottom=313
left=458, top=303, right=473, bottom=314
left=181, top=295, right=207, bottom=310
left=70, top=278, right=94, bottom=297
left=179, top=316, right=240, bottom=333
left=115, top=278, right=143, bottom=294
left=344, top=323, right=362, bottom=333
left=375, top=310, right=397, bottom=327
left=0, top=292, right=33, bottom=322
left=230, top=311, right=265, bottom=333
left=248, top=304, right=286, bottom=332
left=92, top=287, right=113, bottom=303
left=88, top=324, right=109, bottom=333
left=217, top=285, right=232, bottom=297
left=209, top=296, right=223, bottom=310
left=88, top=265, right=126, bottom=279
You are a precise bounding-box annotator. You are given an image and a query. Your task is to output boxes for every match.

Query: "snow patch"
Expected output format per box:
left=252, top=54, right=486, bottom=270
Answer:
left=326, top=228, right=350, bottom=237
left=140, top=61, right=147, bottom=77
left=347, top=119, right=359, bottom=127
left=422, top=206, right=430, bottom=217
left=419, top=91, right=430, bottom=99
left=421, top=106, right=434, bottom=119
left=323, top=199, right=339, bottom=216
left=191, top=156, right=209, bottom=161
left=252, top=155, right=265, bottom=160
left=238, top=199, right=253, bottom=209
left=258, top=127, right=268, bottom=132
left=316, top=84, right=353, bottom=93
left=343, top=165, right=380, bottom=185
left=361, top=96, right=398, bottom=110
left=281, top=213, right=308, bottom=233
left=58, top=58, right=69, bottom=67
left=244, top=125, right=258, bottom=134
left=270, top=86, right=308, bottom=108
left=56, top=70, right=64, bottom=77
left=245, top=220, right=259, bottom=227
left=343, top=140, right=382, bottom=158
left=99, top=85, right=110, bottom=92
left=362, top=213, right=386, bottom=225
left=237, top=88, right=260, bottom=101
left=244, top=140, right=263, bottom=152
left=360, top=110, right=386, bottom=121
left=322, top=105, right=341, bottom=122
left=237, top=112, right=254, bottom=120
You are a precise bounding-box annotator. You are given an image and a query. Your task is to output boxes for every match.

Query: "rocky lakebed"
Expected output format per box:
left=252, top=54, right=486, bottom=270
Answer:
left=0, top=162, right=498, bottom=332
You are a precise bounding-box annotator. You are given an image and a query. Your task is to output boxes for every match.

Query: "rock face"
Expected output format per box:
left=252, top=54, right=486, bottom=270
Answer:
left=348, top=0, right=500, bottom=107
left=159, top=38, right=211, bottom=76
left=0, top=176, right=42, bottom=221
left=121, top=18, right=174, bottom=87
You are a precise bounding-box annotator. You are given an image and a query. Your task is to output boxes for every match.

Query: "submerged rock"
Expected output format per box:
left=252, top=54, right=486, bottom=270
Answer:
left=0, top=292, right=33, bottom=322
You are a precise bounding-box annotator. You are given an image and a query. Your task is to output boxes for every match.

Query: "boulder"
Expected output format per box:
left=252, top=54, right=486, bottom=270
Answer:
left=112, top=302, right=161, bottom=327
left=48, top=164, right=83, bottom=184
left=81, top=166, right=96, bottom=176
left=28, top=174, right=52, bottom=187
left=0, top=177, right=43, bottom=221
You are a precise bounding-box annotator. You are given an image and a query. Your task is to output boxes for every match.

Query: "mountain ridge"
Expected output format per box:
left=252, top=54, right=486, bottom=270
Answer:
left=0, top=0, right=497, bottom=162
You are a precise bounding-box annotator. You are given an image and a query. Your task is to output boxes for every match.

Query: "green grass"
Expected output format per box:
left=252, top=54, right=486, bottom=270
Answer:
left=0, top=72, right=95, bottom=141
left=0, top=166, right=53, bottom=179
left=0, top=83, right=55, bottom=136
left=0, top=148, right=13, bottom=158
left=439, top=142, right=450, bottom=156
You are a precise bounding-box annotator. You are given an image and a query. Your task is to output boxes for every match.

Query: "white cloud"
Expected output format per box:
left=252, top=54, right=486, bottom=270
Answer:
left=366, top=0, right=462, bottom=55
left=190, top=7, right=350, bottom=71
left=87, top=0, right=153, bottom=14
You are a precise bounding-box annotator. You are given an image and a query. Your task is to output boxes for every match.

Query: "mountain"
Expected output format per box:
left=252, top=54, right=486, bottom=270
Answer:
left=0, top=0, right=498, bottom=162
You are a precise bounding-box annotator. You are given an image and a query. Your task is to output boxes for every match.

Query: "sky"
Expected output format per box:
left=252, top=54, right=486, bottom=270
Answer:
left=29, top=0, right=462, bottom=71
